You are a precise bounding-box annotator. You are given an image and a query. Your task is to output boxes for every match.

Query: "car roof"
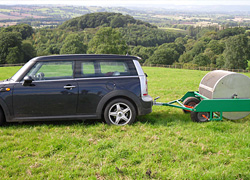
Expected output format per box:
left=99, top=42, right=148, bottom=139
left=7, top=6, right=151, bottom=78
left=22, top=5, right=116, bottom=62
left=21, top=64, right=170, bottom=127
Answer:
left=31, top=54, right=141, bottom=62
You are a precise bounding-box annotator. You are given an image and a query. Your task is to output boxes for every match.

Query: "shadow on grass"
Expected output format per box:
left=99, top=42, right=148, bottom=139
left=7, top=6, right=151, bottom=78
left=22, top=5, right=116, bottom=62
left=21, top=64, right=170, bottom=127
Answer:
left=2, top=111, right=191, bottom=128
left=2, top=111, right=248, bottom=128
left=2, top=118, right=105, bottom=128
left=137, top=110, right=193, bottom=126
left=137, top=110, right=250, bottom=126
left=229, top=117, right=250, bottom=124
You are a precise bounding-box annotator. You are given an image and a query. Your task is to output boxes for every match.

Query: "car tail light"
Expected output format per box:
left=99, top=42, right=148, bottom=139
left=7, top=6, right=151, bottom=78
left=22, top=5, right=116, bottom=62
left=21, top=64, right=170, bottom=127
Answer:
left=143, top=79, right=148, bottom=96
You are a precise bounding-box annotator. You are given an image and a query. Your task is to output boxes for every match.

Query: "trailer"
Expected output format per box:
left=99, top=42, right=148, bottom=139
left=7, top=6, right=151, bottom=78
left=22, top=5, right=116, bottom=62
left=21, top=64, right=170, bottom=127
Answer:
left=153, top=70, right=250, bottom=122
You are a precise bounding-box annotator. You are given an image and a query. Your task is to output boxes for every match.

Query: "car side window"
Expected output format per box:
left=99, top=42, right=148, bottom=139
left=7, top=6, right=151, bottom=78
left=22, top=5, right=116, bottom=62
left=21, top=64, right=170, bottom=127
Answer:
left=24, top=61, right=73, bottom=81
left=100, top=61, right=129, bottom=76
left=75, top=60, right=137, bottom=78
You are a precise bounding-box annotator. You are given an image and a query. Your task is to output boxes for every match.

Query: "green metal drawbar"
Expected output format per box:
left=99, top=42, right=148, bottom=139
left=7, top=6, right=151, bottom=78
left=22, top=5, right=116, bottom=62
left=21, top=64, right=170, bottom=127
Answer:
left=153, top=91, right=250, bottom=121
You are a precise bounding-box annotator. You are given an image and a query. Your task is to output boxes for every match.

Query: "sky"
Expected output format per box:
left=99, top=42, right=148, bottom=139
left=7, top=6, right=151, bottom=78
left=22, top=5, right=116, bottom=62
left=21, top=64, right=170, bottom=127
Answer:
left=1, top=0, right=250, bottom=6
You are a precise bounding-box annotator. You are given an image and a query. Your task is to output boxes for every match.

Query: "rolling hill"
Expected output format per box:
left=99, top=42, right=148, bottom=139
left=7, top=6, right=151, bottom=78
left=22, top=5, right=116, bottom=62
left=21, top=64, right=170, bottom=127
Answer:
left=59, top=12, right=156, bottom=31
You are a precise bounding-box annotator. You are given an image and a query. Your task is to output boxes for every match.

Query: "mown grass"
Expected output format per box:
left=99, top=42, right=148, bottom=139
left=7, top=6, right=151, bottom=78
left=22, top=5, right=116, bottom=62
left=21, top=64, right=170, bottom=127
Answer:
left=0, top=66, right=21, bottom=80
left=0, top=66, right=250, bottom=179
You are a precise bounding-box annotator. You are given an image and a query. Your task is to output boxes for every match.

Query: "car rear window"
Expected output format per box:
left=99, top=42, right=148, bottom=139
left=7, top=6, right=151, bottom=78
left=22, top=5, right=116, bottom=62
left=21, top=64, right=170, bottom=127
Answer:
left=100, top=61, right=129, bottom=76
left=75, top=60, right=137, bottom=78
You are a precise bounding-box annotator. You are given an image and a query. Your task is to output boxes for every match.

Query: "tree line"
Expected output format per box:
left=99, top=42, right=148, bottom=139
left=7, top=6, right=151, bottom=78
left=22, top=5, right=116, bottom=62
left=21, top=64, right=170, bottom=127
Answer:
left=0, top=12, right=250, bottom=70
left=145, top=27, right=250, bottom=70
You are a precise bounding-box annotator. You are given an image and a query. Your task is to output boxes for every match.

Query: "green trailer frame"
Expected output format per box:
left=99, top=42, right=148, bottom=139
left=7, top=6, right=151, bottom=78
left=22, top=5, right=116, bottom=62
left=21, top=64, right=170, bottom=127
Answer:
left=153, top=91, right=250, bottom=121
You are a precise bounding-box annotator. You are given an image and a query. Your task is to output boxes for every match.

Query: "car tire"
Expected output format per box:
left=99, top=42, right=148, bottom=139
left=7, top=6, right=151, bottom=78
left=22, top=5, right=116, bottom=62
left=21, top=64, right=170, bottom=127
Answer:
left=104, top=98, right=136, bottom=125
left=182, top=97, right=200, bottom=113
left=0, top=108, right=5, bottom=126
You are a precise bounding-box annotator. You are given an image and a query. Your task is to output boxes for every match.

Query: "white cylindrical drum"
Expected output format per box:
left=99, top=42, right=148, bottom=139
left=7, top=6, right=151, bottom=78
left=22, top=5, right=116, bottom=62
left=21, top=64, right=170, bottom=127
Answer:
left=199, top=70, right=250, bottom=120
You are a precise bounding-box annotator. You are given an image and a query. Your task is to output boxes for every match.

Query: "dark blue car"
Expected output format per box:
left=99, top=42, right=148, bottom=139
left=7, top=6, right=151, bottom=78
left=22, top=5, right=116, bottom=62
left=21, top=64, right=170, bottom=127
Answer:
left=0, top=54, right=152, bottom=126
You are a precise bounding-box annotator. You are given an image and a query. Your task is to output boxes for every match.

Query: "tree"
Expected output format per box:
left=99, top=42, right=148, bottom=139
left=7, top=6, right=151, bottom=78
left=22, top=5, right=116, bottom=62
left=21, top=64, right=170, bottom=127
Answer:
left=193, top=54, right=211, bottom=66
left=204, top=48, right=216, bottom=64
left=59, top=12, right=155, bottom=31
left=145, top=48, right=178, bottom=65
left=203, top=31, right=218, bottom=40
left=145, top=42, right=184, bottom=65
left=175, top=37, right=186, bottom=45
left=137, top=46, right=156, bottom=62
left=184, top=39, right=196, bottom=51
left=33, top=29, right=68, bottom=56
left=131, top=46, right=156, bottom=63
left=120, top=25, right=180, bottom=47
left=188, top=26, right=195, bottom=37
left=190, top=41, right=206, bottom=57
left=207, top=40, right=224, bottom=55
left=87, top=27, right=128, bottom=54
left=179, top=52, right=193, bottom=63
left=217, top=27, right=246, bottom=39
left=2, top=24, right=33, bottom=39
left=216, top=54, right=225, bottom=68
left=6, top=47, right=23, bottom=64
left=165, top=42, right=185, bottom=56
left=0, top=32, right=23, bottom=64
left=110, top=16, right=125, bottom=28
left=60, top=34, right=87, bottom=54
left=22, top=40, right=37, bottom=62
left=224, top=34, right=249, bottom=69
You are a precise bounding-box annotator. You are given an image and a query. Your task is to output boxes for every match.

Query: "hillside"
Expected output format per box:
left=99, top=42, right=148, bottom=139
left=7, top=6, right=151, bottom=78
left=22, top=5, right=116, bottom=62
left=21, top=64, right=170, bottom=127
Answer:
left=59, top=12, right=156, bottom=31
left=1, top=5, right=250, bottom=29
left=1, top=9, right=250, bottom=70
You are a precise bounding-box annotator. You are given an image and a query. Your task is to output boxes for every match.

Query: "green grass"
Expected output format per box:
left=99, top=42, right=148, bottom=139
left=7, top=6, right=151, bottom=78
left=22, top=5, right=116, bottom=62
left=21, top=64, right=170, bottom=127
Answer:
left=0, top=66, right=21, bottom=80
left=0, top=66, right=250, bottom=179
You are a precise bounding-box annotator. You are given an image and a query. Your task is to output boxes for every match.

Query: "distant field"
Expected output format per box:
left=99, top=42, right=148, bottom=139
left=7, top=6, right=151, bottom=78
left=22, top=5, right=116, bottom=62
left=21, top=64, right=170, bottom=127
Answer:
left=0, top=13, right=23, bottom=20
left=0, top=66, right=249, bottom=179
left=0, top=9, right=12, bottom=12
left=0, top=22, right=17, bottom=26
left=153, top=14, right=212, bottom=21
left=159, top=27, right=188, bottom=34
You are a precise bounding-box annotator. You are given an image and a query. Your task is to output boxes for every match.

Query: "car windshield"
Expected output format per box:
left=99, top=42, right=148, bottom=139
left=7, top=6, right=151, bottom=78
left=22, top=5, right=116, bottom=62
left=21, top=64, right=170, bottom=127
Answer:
left=10, top=60, right=34, bottom=82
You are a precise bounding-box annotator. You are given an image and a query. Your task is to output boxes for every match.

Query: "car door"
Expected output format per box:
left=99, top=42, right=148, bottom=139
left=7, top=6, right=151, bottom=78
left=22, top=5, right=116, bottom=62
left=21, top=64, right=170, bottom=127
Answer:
left=12, top=61, right=78, bottom=118
left=75, top=60, right=139, bottom=114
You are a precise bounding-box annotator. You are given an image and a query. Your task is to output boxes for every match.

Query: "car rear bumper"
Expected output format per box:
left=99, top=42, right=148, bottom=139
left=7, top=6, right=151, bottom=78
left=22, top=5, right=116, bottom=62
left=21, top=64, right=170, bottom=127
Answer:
left=138, top=95, right=153, bottom=115
left=138, top=106, right=152, bottom=115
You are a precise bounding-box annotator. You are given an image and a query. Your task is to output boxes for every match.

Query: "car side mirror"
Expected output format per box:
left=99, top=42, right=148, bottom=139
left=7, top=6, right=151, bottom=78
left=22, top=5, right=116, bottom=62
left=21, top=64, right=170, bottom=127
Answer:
left=22, top=76, right=33, bottom=86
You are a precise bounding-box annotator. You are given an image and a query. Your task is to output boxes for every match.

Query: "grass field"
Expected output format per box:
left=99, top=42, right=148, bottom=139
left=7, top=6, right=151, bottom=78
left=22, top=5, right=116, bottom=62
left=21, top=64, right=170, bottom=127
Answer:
left=0, top=66, right=21, bottom=80
left=159, top=27, right=188, bottom=34
left=0, top=66, right=250, bottom=179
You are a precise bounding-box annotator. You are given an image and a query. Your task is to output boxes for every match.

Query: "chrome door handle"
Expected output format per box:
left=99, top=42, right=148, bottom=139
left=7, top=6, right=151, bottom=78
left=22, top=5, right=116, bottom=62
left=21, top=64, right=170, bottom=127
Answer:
left=64, top=85, right=76, bottom=89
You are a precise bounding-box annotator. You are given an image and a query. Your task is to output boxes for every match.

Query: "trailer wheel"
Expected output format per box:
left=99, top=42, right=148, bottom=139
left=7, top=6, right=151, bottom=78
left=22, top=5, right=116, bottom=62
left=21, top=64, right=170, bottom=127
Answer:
left=190, top=106, right=210, bottom=123
left=182, top=97, right=200, bottom=113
